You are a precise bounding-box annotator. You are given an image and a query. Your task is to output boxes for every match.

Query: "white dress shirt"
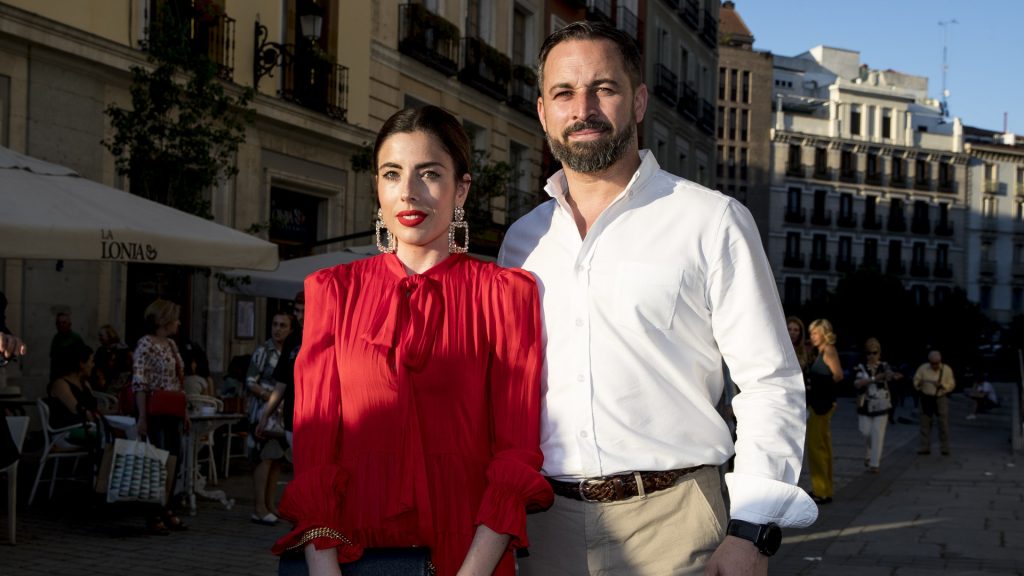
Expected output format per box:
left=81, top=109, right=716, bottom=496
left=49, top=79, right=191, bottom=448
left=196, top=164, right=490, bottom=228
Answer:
left=498, top=151, right=817, bottom=527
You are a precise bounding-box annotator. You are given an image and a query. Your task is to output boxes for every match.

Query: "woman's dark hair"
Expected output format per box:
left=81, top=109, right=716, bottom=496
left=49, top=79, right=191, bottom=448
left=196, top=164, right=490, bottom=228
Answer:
left=181, top=342, right=211, bottom=378
left=53, top=342, right=94, bottom=379
left=537, top=20, right=643, bottom=90
left=372, top=105, right=472, bottom=180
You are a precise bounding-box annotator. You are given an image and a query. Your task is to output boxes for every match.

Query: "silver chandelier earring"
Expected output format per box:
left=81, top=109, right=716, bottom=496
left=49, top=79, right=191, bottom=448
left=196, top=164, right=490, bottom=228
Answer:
left=448, top=206, right=469, bottom=254
left=375, top=208, right=396, bottom=253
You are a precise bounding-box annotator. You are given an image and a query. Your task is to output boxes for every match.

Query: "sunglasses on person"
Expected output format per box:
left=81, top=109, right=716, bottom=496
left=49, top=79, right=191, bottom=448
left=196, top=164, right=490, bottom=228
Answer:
left=865, top=350, right=880, bottom=356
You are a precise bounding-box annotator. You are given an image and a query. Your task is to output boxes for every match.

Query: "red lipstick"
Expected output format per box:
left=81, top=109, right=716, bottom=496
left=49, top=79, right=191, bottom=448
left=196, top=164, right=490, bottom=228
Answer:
left=396, top=210, right=427, bottom=227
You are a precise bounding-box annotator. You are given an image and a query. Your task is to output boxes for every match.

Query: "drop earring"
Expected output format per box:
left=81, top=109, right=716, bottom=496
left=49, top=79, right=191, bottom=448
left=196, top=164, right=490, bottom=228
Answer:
left=375, top=208, right=396, bottom=254
left=448, top=206, right=469, bottom=254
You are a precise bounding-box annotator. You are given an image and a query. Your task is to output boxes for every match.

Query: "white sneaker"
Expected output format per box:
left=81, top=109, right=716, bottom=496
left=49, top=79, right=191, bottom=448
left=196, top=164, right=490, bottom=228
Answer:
left=965, top=414, right=977, bottom=420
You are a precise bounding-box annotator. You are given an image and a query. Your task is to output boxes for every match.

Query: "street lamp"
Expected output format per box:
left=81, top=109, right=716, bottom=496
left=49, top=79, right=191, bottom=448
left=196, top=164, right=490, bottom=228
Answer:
left=253, top=9, right=323, bottom=89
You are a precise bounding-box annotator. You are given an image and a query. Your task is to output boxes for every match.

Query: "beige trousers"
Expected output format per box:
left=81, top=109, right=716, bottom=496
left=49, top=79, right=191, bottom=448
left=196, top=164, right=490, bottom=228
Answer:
left=520, top=466, right=726, bottom=576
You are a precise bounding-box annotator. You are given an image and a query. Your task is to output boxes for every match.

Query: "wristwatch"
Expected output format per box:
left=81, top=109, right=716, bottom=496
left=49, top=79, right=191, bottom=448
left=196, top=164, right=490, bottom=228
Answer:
left=726, top=519, right=782, bottom=557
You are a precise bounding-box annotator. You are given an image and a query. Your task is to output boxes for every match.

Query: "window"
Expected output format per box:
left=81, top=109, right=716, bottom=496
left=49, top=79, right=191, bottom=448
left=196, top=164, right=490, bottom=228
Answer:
left=840, top=150, right=856, bottom=178
left=892, top=156, right=905, bottom=181
left=938, top=161, right=953, bottom=188
left=980, top=285, right=992, bottom=310
left=718, top=67, right=726, bottom=100
left=1017, top=167, right=1024, bottom=191
left=787, top=144, right=801, bottom=172
left=1017, top=200, right=1024, bottom=222
left=934, top=286, right=951, bottom=304
left=729, top=69, right=737, bottom=101
left=1014, top=287, right=1024, bottom=312
left=936, top=243, right=949, bottom=267
left=866, top=152, right=879, bottom=179
left=850, top=104, right=861, bottom=136
left=881, top=108, right=892, bottom=139
left=865, top=195, right=877, bottom=222
left=888, top=240, right=902, bottom=267
left=727, top=146, right=736, bottom=179
left=839, top=192, right=853, bottom=219
left=866, top=106, right=875, bottom=138
left=717, top=106, right=725, bottom=138
left=740, top=109, right=749, bottom=141
left=786, top=232, right=801, bottom=257
left=0, top=74, right=8, bottom=147
left=912, top=285, right=930, bottom=307
left=784, top=277, right=802, bottom=308
left=838, top=236, right=852, bottom=264
left=739, top=148, right=748, bottom=180
left=863, top=238, right=878, bottom=265
left=813, top=189, right=827, bottom=217
left=984, top=162, right=997, bottom=183
left=511, top=4, right=533, bottom=65
left=912, top=241, right=926, bottom=265
left=680, top=47, right=690, bottom=85
left=814, top=147, right=828, bottom=175
left=913, top=200, right=930, bottom=224
left=787, top=187, right=802, bottom=212
left=741, top=70, right=750, bottom=103
left=810, top=279, right=828, bottom=301
left=812, top=234, right=827, bottom=259
left=466, top=0, right=494, bottom=42
left=728, top=108, right=736, bottom=140
left=270, top=187, right=326, bottom=259
left=716, top=145, right=724, bottom=178
left=981, top=240, right=993, bottom=261
left=915, top=159, right=930, bottom=184
left=983, top=196, right=998, bottom=219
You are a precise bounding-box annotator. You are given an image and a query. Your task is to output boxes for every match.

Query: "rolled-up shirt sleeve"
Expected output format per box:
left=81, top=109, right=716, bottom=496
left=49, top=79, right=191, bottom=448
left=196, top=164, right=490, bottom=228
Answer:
left=708, top=200, right=818, bottom=528
left=474, top=269, right=554, bottom=548
left=272, top=269, right=360, bottom=560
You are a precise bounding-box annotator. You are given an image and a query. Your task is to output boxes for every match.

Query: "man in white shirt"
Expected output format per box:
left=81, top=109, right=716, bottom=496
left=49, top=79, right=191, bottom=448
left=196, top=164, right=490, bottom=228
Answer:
left=499, top=22, right=817, bottom=575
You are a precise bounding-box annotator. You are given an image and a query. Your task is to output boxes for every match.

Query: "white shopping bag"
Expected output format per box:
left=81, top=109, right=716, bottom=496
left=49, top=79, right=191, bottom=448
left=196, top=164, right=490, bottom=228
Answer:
left=105, top=438, right=170, bottom=505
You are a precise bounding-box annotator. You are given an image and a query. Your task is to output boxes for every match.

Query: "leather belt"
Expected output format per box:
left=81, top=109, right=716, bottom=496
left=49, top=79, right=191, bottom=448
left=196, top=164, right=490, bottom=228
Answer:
left=547, top=465, right=707, bottom=503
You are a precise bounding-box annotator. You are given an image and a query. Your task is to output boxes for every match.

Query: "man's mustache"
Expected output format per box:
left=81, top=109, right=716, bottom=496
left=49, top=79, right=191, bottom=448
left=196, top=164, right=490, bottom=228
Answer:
left=562, top=120, right=612, bottom=140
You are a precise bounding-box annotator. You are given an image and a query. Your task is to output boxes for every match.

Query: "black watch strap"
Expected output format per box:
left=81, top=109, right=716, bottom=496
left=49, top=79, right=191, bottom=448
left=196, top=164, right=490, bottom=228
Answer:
left=727, top=519, right=782, bottom=557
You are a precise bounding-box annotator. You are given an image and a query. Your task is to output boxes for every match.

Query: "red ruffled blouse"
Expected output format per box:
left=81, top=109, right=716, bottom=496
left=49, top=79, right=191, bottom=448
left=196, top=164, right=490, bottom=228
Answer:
left=272, top=253, right=552, bottom=575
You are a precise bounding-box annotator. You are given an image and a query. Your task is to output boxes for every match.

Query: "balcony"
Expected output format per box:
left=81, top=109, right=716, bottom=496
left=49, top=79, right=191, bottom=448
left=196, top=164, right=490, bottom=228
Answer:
left=281, top=53, right=348, bottom=120
left=934, top=263, right=953, bottom=278
left=653, top=63, right=678, bottom=106
left=914, top=178, right=931, bottom=191
left=148, top=3, right=237, bottom=80
left=459, top=36, right=511, bottom=101
left=887, top=214, right=907, bottom=233
left=911, top=218, right=931, bottom=235
left=862, top=213, right=882, bottom=230
left=661, top=0, right=680, bottom=8
left=811, top=209, right=832, bottom=227
left=586, top=0, right=614, bottom=23
left=860, top=257, right=880, bottom=272
left=680, top=0, right=700, bottom=29
left=785, top=163, right=805, bottom=178
left=699, top=99, right=716, bottom=135
left=1017, top=183, right=1024, bottom=197
left=865, top=172, right=882, bottom=185
left=839, top=169, right=858, bottom=184
left=910, top=262, right=930, bottom=278
left=984, top=180, right=1001, bottom=194
left=700, top=9, right=717, bottom=48
left=784, top=207, right=806, bottom=224
left=890, top=174, right=907, bottom=188
left=812, top=164, right=830, bottom=180
left=398, top=3, right=459, bottom=77
left=810, top=255, right=831, bottom=271
left=886, top=260, right=905, bottom=275
left=980, top=260, right=997, bottom=276
left=678, top=83, right=699, bottom=120
left=938, top=178, right=954, bottom=193
left=935, top=220, right=954, bottom=236
left=508, top=65, right=537, bottom=117
left=618, top=5, right=640, bottom=44
left=783, top=254, right=805, bottom=268
left=836, top=257, right=857, bottom=273
left=837, top=212, right=858, bottom=228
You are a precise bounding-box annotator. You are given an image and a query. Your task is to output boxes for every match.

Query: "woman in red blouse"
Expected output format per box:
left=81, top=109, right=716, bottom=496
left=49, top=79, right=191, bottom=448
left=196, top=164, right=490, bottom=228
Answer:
left=272, top=106, right=552, bottom=575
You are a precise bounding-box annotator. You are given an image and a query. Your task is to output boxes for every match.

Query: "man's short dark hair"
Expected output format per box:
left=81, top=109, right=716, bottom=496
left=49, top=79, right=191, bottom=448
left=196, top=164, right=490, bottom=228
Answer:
left=537, top=20, right=643, bottom=91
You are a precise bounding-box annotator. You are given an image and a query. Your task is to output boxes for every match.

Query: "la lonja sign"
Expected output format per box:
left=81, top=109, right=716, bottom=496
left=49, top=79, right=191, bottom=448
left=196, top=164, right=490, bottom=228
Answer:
left=100, top=229, right=159, bottom=262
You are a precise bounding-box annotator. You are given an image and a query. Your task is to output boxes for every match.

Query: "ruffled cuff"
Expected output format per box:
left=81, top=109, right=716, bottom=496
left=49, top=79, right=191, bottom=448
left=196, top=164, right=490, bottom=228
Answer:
left=271, top=464, right=362, bottom=561
left=474, top=450, right=554, bottom=549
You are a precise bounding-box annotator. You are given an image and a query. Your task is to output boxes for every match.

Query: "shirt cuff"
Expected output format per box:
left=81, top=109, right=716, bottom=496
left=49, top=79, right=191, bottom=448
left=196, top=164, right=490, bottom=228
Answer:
left=724, top=471, right=818, bottom=528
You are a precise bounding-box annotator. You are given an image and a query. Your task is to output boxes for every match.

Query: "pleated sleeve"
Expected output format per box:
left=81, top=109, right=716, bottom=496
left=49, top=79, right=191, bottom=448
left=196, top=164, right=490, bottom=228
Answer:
left=272, top=269, right=359, bottom=560
left=474, top=268, right=554, bottom=549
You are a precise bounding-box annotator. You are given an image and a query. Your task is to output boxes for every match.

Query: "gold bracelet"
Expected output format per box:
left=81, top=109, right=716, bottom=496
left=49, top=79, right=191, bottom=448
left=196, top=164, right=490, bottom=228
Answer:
left=287, top=526, right=354, bottom=551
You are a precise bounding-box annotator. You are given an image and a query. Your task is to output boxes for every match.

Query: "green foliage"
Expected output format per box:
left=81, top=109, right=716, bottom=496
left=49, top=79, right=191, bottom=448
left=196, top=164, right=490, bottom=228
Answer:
left=350, top=142, right=373, bottom=174
left=467, top=149, right=513, bottom=228
left=102, top=2, right=254, bottom=218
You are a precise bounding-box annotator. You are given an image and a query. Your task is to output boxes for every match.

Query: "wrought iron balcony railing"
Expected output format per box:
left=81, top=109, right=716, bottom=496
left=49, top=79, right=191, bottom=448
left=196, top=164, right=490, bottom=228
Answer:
left=618, top=5, right=640, bottom=43
left=811, top=209, right=832, bottom=227
left=147, top=3, right=236, bottom=80
left=784, top=207, right=806, bottom=224
left=935, top=220, right=954, bottom=236
left=862, top=213, right=882, bottom=230
left=459, top=36, right=511, bottom=101
left=678, top=83, right=699, bottom=119
left=508, top=65, right=537, bottom=117
left=281, top=49, right=349, bottom=121
left=680, top=0, right=700, bottom=29
left=653, top=63, right=678, bottom=106
left=699, top=99, right=715, bottom=134
left=701, top=9, right=717, bottom=48
left=586, top=0, right=614, bottom=23
left=398, top=3, right=459, bottom=77
left=837, top=212, right=858, bottom=228
left=809, top=255, right=831, bottom=271
left=783, top=254, right=805, bottom=268
left=911, top=218, right=931, bottom=235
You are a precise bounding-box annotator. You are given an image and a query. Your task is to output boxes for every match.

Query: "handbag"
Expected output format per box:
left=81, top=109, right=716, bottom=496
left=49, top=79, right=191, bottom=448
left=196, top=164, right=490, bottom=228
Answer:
left=105, top=438, right=170, bottom=505
left=148, top=389, right=187, bottom=418
left=278, top=547, right=435, bottom=576
left=864, top=386, right=892, bottom=415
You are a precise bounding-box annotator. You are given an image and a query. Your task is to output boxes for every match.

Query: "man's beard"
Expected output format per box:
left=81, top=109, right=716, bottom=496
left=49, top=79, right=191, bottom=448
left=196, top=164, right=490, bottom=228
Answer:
left=546, top=119, right=635, bottom=174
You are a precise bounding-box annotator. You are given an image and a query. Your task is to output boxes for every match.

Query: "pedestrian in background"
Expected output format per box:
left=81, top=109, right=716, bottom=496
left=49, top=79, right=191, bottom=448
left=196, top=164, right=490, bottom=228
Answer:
left=806, top=319, right=843, bottom=504
left=49, top=311, right=84, bottom=384
left=500, top=21, right=816, bottom=575
left=787, top=315, right=813, bottom=372
left=853, top=338, right=901, bottom=473
left=965, top=376, right=999, bottom=420
left=913, top=350, right=955, bottom=455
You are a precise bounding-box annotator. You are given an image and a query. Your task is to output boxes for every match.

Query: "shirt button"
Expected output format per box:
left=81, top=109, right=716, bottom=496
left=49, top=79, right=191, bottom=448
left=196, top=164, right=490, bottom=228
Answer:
left=579, top=431, right=589, bottom=438
left=576, top=374, right=585, bottom=382
left=575, top=318, right=584, bottom=327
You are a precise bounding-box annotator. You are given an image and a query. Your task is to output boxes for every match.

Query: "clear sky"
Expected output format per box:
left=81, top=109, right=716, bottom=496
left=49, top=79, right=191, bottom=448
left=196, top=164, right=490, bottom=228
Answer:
left=733, top=0, right=1023, bottom=135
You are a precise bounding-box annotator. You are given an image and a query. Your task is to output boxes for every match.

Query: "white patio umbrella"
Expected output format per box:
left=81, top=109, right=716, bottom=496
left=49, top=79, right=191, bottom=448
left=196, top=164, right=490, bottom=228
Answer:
left=0, top=146, right=278, bottom=270
left=219, top=245, right=379, bottom=300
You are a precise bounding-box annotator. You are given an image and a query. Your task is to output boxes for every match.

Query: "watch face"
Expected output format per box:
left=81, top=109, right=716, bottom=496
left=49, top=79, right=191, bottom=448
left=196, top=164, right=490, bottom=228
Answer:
left=760, top=523, right=782, bottom=556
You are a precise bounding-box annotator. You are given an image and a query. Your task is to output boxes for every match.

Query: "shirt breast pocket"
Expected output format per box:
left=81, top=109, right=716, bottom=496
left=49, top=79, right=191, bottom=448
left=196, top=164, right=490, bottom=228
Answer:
left=613, top=262, right=682, bottom=332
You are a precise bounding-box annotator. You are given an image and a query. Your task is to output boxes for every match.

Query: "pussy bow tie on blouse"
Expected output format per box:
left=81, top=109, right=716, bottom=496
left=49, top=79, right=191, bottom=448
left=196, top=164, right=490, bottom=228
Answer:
left=362, top=273, right=444, bottom=371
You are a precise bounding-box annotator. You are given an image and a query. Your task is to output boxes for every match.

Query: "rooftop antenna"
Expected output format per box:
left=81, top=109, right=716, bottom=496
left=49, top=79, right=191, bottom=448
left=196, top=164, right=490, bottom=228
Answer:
left=938, top=19, right=958, bottom=119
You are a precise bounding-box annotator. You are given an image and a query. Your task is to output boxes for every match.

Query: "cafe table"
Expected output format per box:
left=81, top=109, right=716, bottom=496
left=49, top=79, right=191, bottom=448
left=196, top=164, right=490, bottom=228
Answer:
left=184, top=411, right=245, bottom=515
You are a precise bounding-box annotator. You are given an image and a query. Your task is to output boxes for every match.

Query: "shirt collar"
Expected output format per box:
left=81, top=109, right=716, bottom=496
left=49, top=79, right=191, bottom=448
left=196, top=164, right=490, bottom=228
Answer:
left=543, top=149, right=661, bottom=202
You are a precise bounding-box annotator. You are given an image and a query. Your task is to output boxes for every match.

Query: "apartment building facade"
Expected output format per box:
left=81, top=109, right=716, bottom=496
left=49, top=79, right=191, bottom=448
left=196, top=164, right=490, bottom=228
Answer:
left=643, top=0, right=718, bottom=186
left=964, top=128, right=1024, bottom=323
left=715, top=0, right=771, bottom=245
left=0, top=0, right=549, bottom=392
left=769, top=46, right=968, bottom=311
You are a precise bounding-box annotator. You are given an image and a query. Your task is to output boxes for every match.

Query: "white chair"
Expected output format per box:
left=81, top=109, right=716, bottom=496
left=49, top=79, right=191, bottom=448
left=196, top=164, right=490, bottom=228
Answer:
left=28, top=399, right=91, bottom=506
left=3, top=416, right=29, bottom=544
left=187, top=394, right=223, bottom=485
left=221, top=396, right=249, bottom=479
left=91, top=391, right=118, bottom=414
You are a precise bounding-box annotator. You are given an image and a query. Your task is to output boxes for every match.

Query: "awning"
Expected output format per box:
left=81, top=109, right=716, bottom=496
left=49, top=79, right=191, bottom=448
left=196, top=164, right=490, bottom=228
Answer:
left=0, top=146, right=279, bottom=270
left=219, top=245, right=379, bottom=299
